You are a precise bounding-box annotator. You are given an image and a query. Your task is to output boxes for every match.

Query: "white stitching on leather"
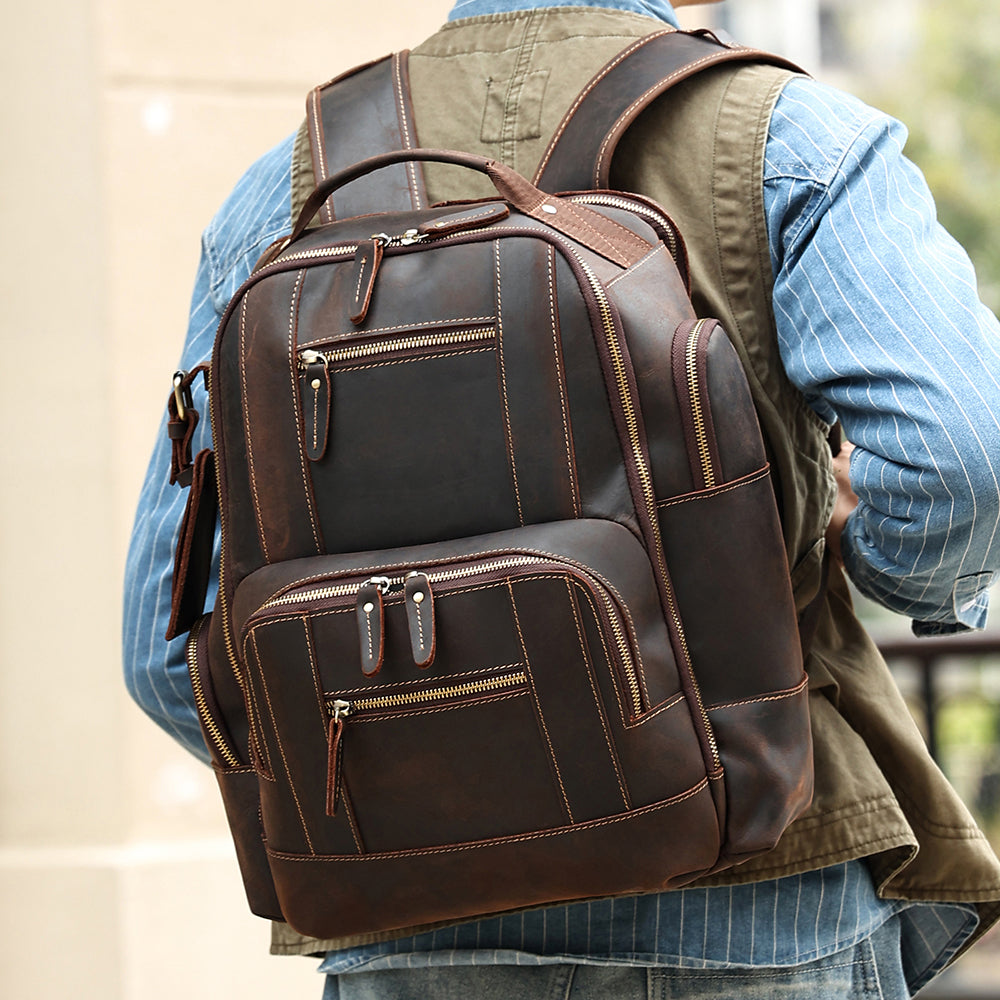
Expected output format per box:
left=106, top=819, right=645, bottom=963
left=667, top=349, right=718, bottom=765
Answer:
left=548, top=247, right=581, bottom=515
left=507, top=580, right=575, bottom=823
left=495, top=241, right=525, bottom=524
left=563, top=578, right=631, bottom=808
left=288, top=271, right=323, bottom=552
left=240, top=293, right=270, bottom=563
left=266, top=778, right=710, bottom=861
left=534, top=30, right=672, bottom=182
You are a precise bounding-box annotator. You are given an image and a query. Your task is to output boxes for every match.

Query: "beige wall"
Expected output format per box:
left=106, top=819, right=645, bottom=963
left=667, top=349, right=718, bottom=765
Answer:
left=1, top=3, right=449, bottom=997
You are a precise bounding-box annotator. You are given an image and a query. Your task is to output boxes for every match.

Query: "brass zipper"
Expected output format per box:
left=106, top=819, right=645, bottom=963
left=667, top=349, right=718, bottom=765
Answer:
left=323, top=668, right=528, bottom=815
left=186, top=616, right=240, bottom=768
left=685, top=320, right=716, bottom=489
left=327, top=670, right=528, bottom=717
left=298, top=327, right=494, bottom=369
left=259, top=553, right=643, bottom=717
left=272, top=227, right=427, bottom=271
left=568, top=250, right=720, bottom=768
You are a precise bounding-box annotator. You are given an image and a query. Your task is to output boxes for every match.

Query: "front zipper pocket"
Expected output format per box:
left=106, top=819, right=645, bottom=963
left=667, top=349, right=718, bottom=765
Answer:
left=298, top=323, right=496, bottom=464
left=234, top=518, right=705, bottom=857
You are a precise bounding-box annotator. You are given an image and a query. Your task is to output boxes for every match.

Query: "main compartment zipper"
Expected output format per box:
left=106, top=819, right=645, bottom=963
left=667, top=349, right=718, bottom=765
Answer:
left=564, top=250, right=720, bottom=771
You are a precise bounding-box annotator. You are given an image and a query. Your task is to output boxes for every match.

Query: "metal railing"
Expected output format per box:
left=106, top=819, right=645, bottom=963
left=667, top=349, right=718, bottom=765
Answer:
left=877, top=631, right=1000, bottom=999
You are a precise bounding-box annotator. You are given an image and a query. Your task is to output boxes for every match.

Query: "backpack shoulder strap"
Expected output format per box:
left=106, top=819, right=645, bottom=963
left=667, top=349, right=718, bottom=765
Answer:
left=303, top=51, right=427, bottom=224
left=293, top=30, right=800, bottom=224
left=534, top=29, right=802, bottom=192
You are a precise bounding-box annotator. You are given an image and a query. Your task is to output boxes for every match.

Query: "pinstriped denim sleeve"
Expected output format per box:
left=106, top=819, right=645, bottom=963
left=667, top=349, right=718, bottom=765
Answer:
left=122, top=134, right=295, bottom=760
left=764, top=78, right=1000, bottom=633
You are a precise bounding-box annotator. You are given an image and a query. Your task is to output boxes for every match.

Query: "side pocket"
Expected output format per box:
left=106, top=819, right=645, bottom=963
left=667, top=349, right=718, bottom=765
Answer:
left=188, top=613, right=284, bottom=921
left=213, top=765, right=285, bottom=922
left=707, top=677, right=813, bottom=863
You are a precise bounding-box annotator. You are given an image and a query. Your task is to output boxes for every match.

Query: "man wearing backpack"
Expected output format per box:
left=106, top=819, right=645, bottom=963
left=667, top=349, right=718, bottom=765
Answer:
left=124, top=0, right=1000, bottom=996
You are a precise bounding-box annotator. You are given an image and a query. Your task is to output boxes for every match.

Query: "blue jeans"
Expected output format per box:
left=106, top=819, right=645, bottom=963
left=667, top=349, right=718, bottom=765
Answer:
left=323, top=913, right=912, bottom=999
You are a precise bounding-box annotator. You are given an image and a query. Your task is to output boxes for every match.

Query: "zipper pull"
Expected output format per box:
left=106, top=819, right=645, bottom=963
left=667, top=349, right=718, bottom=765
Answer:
left=299, top=350, right=331, bottom=462
left=357, top=577, right=389, bottom=676
left=404, top=571, right=436, bottom=668
left=349, top=238, right=384, bottom=326
left=326, top=700, right=351, bottom=816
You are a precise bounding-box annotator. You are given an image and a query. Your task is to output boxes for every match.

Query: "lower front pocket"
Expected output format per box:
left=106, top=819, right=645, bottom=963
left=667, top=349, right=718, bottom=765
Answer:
left=265, top=777, right=722, bottom=940
left=234, top=519, right=708, bottom=860
left=326, top=669, right=570, bottom=852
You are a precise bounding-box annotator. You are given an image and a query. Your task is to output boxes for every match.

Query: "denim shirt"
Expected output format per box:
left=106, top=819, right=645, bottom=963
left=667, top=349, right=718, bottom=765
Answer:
left=123, top=0, right=998, bottom=990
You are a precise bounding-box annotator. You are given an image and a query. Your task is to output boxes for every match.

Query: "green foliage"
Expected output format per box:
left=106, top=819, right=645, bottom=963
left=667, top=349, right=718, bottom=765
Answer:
left=859, top=1, right=1000, bottom=312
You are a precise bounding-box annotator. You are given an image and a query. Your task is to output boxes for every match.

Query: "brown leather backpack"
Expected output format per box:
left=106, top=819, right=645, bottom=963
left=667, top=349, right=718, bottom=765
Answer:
left=166, top=30, right=813, bottom=941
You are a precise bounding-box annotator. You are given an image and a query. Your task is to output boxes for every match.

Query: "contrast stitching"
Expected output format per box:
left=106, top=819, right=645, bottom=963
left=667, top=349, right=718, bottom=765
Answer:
left=267, top=779, right=710, bottom=861
left=332, top=664, right=524, bottom=700
left=353, top=253, right=369, bottom=306
left=288, top=271, right=323, bottom=551
left=298, top=316, right=494, bottom=344
left=564, top=578, right=631, bottom=808
left=253, top=648, right=316, bottom=852
left=311, top=380, right=320, bottom=455
left=607, top=243, right=666, bottom=288
left=634, top=693, right=686, bottom=727
left=244, top=632, right=275, bottom=780
left=302, top=617, right=329, bottom=742
left=494, top=241, right=525, bottom=523
left=334, top=346, right=494, bottom=374
left=392, top=54, right=423, bottom=209
left=346, top=689, right=526, bottom=724
left=595, top=51, right=733, bottom=180
left=548, top=247, right=581, bottom=515
left=251, top=546, right=644, bottom=612
left=308, top=89, right=333, bottom=223
left=507, top=581, right=575, bottom=823
left=240, top=293, right=270, bottom=562
left=535, top=30, right=672, bottom=180
left=339, top=779, right=365, bottom=855
left=656, top=467, right=771, bottom=509
left=708, top=675, right=809, bottom=711
left=557, top=198, right=652, bottom=261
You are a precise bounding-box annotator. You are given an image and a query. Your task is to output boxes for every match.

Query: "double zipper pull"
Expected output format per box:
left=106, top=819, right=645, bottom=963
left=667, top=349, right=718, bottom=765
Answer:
left=404, top=572, right=436, bottom=668
left=326, top=700, right=350, bottom=816
left=356, top=579, right=387, bottom=677
left=349, top=238, right=383, bottom=326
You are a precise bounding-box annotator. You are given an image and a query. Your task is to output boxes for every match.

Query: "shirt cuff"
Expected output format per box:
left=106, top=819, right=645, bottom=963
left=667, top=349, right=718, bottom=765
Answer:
left=911, top=572, right=994, bottom=637
left=841, top=514, right=996, bottom=634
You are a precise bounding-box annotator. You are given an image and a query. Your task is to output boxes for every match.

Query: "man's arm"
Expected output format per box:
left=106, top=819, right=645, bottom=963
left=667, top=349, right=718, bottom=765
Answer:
left=766, top=78, right=1000, bottom=633
left=122, top=134, right=296, bottom=758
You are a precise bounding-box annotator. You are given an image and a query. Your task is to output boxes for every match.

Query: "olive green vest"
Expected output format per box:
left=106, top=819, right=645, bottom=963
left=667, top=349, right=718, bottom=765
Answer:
left=274, top=7, right=1000, bottom=958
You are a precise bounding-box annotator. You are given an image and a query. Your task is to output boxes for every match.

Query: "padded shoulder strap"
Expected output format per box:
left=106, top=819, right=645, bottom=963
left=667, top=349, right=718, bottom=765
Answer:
left=534, top=29, right=802, bottom=192
left=306, top=51, right=427, bottom=223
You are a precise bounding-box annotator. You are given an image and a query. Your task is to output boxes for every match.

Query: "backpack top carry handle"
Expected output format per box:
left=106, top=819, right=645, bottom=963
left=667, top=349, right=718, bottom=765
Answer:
left=289, top=147, right=656, bottom=269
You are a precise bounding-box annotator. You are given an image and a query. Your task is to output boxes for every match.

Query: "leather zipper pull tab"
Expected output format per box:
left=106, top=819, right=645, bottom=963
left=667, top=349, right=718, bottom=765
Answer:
left=404, top=572, right=436, bottom=668
left=357, top=578, right=387, bottom=676
left=300, top=351, right=331, bottom=462
left=326, top=700, right=350, bottom=816
left=349, top=238, right=383, bottom=325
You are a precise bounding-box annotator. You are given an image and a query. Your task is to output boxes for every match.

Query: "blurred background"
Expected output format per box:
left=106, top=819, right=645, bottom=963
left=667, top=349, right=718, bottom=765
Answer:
left=1, top=1, right=997, bottom=997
